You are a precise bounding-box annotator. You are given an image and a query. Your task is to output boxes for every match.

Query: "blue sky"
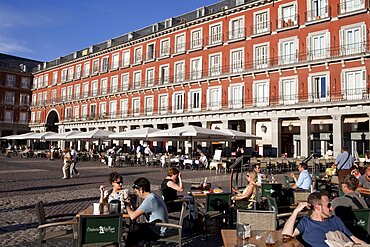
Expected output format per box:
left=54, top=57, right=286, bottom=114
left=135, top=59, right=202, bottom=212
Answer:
left=0, top=0, right=218, bottom=62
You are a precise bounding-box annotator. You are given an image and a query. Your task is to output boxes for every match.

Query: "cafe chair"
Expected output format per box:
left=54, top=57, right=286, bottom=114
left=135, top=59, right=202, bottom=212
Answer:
left=35, top=201, right=78, bottom=247
left=154, top=200, right=189, bottom=246
left=293, top=191, right=311, bottom=205
left=266, top=196, right=295, bottom=229
left=237, top=209, right=275, bottom=231
left=198, top=192, right=231, bottom=239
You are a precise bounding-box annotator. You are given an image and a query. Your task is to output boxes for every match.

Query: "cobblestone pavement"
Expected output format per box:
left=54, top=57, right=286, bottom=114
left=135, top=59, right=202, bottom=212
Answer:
left=0, top=157, right=234, bottom=247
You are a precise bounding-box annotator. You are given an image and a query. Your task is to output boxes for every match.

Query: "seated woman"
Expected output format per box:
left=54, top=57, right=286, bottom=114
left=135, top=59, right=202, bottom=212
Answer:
left=231, top=169, right=257, bottom=210
left=100, top=172, right=124, bottom=203
left=160, top=167, right=184, bottom=212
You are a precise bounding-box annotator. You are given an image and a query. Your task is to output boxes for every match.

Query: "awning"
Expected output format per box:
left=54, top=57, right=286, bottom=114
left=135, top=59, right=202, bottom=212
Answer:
left=343, top=117, right=369, bottom=123
left=311, top=119, right=333, bottom=124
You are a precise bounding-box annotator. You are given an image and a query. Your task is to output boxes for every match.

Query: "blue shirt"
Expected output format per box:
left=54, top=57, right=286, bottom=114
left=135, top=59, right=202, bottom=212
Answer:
left=138, top=192, right=168, bottom=223
left=297, top=216, right=353, bottom=247
left=296, top=170, right=312, bottom=190
left=335, top=151, right=353, bottom=170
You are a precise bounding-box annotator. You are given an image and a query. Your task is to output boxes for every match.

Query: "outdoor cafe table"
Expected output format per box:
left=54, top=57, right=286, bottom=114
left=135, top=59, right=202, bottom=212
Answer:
left=76, top=205, right=130, bottom=219
left=221, top=229, right=303, bottom=247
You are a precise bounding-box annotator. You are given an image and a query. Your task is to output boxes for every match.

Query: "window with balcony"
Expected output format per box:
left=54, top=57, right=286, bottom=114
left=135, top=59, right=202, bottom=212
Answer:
left=61, top=88, right=66, bottom=101
left=146, top=68, right=155, bottom=87
left=82, top=83, right=89, bottom=98
left=160, top=39, right=170, bottom=57
left=92, top=60, right=99, bottom=74
left=188, top=90, right=201, bottom=112
left=254, top=43, right=269, bottom=69
left=190, top=29, right=203, bottom=50
left=254, top=80, right=270, bottom=106
left=174, top=61, right=185, bottom=83
left=109, top=101, right=117, bottom=118
left=340, top=24, right=366, bottom=56
left=37, top=93, right=42, bottom=104
left=122, top=50, right=130, bottom=67
left=145, top=96, right=154, bottom=115
left=133, top=98, right=140, bottom=116
left=253, top=11, right=270, bottom=35
left=209, top=53, right=222, bottom=77
left=279, top=38, right=298, bottom=65
left=101, top=78, right=108, bottom=94
left=81, top=105, right=88, bottom=119
left=65, top=108, right=72, bottom=120
left=61, top=69, right=67, bottom=82
left=339, top=0, right=366, bottom=15
left=280, top=77, right=298, bottom=104
left=209, top=23, right=222, bottom=45
left=190, top=57, right=202, bottom=80
left=90, top=104, right=97, bottom=118
left=4, top=110, right=13, bottom=123
left=74, top=106, right=79, bottom=119
left=76, top=65, right=82, bottom=79
left=159, top=94, right=168, bottom=114
left=84, top=62, right=90, bottom=77
left=173, top=92, right=184, bottom=113
left=229, top=17, right=245, bottom=41
left=5, top=92, right=14, bottom=105
left=32, top=94, right=36, bottom=106
left=43, top=74, right=48, bottom=87
left=20, top=94, right=29, bottom=106
left=111, top=54, right=119, bottom=70
left=120, top=99, right=128, bottom=117
left=307, top=32, right=330, bottom=60
left=159, top=65, right=169, bottom=84
left=19, top=112, right=27, bottom=124
left=133, top=71, right=142, bottom=89
left=146, top=43, right=155, bottom=61
left=68, top=67, right=74, bottom=81
left=52, top=72, right=58, bottom=85
left=67, top=86, right=72, bottom=100
left=342, top=68, right=366, bottom=100
left=175, top=34, right=186, bottom=54
left=92, top=80, right=98, bottom=96
left=308, top=74, right=329, bottom=102
left=21, top=77, right=30, bottom=89
left=121, top=73, right=129, bottom=90
left=43, top=92, right=47, bottom=103
left=278, top=2, right=298, bottom=29
left=74, top=85, right=80, bottom=99
left=101, top=57, right=109, bottom=72
left=31, top=112, right=35, bottom=123
left=207, top=87, right=222, bottom=110
left=230, top=49, right=244, bottom=73
left=134, top=47, right=143, bottom=64
left=111, top=76, right=118, bottom=93
left=99, top=102, right=106, bottom=118
left=36, top=111, right=41, bottom=122
left=306, top=0, right=329, bottom=22
left=229, top=84, right=244, bottom=109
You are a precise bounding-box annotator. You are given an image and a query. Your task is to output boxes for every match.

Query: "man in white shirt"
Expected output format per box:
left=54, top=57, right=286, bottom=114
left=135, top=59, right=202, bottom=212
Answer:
left=70, top=146, right=79, bottom=178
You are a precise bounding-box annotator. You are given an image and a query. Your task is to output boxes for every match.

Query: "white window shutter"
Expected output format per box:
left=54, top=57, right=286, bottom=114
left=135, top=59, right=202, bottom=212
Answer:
left=278, top=41, right=283, bottom=64
left=187, top=92, right=191, bottom=112
left=341, top=71, right=345, bottom=95
left=206, top=89, right=210, bottom=110
left=362, top=70, right=366, bottom=89
left=306, top=35, right=312, bottom=60
left=241, top=85, right=245, bottom=107
left=172, top=94, right=175, bottom=113
left=361, top=24, right=366, bottom=51
left=278, top=7, right=282, bottom=28
left=339, top=29, right=344, bottom=55
left=294, top=4, right=297, bottom=23
left=325, top=32, right=330, bottom=57
left=228, top=86, right=231, bottom=108
left=307, top=76, right=313, bottom=102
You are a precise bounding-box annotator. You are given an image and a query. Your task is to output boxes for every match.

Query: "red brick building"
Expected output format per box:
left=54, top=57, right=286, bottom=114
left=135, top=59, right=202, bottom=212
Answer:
left=30, top=0, right=370, bottom=157
left=0, top=54, right=41, bottom=138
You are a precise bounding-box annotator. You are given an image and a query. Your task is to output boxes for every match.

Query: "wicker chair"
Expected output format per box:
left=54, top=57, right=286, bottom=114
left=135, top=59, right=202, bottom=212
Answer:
left=293, top=191, right=311, bottom=204
left=236, top=209, right=276, bottom=231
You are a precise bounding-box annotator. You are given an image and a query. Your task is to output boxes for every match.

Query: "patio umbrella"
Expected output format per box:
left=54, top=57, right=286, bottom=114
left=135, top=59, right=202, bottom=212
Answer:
left=109, top=127, right=160, bottom=140
left=44, top=131, right=83, bottom=141
left=215, top=129, right=262, bottom=140
left=24, top=131, right=56, bottom=140
left=66, top=129, right=113, bottom=140
left=3, top=132, right=34, bottom=140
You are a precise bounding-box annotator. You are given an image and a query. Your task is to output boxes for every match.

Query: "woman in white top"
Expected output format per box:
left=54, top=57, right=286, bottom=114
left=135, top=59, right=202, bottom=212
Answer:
left=100, top=172, right=124, bottom=203
left=231, top=169, right=257, bottom=209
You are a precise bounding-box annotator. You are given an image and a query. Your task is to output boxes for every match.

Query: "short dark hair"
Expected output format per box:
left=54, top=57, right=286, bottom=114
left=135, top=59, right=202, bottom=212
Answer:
left=342, top=175, right=359, bottom=191
left=252, top=164, right=260, bottom=170
left=342, top=146, right=349, bottom=151
left=109, top=172, right=123, bottom=184
left=307, top=191, right=329, bottom=212
left=299, top=163, right=308, bottom=170
left=133, top=177, right=151, bottom=192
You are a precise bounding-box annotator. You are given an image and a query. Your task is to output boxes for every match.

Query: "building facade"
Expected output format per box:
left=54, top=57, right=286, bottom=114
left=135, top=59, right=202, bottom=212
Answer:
left=30, top=0, right=370, bottom=157
left=0, top=54, right=41, bottom=138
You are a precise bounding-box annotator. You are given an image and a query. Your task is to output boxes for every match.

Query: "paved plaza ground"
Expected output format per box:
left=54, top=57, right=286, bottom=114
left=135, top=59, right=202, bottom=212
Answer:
left=0, top=156, right=237, bottom=246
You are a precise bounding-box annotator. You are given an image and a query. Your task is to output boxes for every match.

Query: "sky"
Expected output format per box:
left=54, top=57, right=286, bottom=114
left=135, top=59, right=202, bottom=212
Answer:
left=0, top=0, right=219, bottom=62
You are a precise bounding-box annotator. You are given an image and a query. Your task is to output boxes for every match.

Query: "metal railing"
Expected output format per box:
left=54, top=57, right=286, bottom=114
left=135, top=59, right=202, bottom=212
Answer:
left=276, top=14, right=299, bottom=29
left=305, top=6, right=331, bottom=22
left=338, top=0, right=367, bottom=15
left=251, top=21, right=271, bottom=35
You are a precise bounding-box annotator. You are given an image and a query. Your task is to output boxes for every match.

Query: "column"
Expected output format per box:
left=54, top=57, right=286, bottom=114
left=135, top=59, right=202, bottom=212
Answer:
left=183, top=122, right=190, bottom=155
left=332, top=114, right=343, bottom=157
left=165, top=123, right=173, bottom=152
left=271, top=117, right=280, bottom=157
left=152, top=123, right=158, bottom=149
left=222, top=120, right=229, bottom=148
left=201, top=121, right=208, bottom=148
left=299, top=116, right=309, bottom=158
left=245, top=118, right=255, bottom=148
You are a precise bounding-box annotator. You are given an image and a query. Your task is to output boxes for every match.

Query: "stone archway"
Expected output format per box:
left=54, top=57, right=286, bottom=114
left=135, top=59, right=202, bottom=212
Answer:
left=45, top=110, right=59, bottom=132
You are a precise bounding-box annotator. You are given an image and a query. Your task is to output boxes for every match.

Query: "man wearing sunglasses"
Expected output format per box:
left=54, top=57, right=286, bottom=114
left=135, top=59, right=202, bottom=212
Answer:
left=358, top=167, right=370, bottom=191
left=282, top=191, right=366, bottom=246
left=125, top=177, right=168, bottom=246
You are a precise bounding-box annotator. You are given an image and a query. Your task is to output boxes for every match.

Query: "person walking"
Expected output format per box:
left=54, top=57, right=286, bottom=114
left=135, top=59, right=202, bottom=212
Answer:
left=335, top=146, right=354, bottom=183
left=70, top=146, right=79, bottom=178
left=62, top=147, right=72, bottom=179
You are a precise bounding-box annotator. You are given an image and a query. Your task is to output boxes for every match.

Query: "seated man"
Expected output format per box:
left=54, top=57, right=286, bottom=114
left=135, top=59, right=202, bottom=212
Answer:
left=282, top=191, right=366, bottom=246
left=358, top=166, right=370, bottom=191
left=290, top=163, right=312, bottom=191
left=125, top=177, right=169, bottom=246
left=253, top=164, right=266, bottom=185
left=332, top=175, right=369, bottom=242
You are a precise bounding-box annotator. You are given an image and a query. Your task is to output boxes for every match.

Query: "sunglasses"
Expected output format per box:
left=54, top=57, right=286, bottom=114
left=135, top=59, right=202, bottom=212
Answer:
left=115, top=181, right=123, bottom=185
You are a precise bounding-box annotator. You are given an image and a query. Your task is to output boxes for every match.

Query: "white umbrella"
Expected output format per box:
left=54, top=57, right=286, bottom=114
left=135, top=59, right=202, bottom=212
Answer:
left=109, top=127, right=160, bottom=140
left=66, top=129, right=112, bottom=140
left=3, top=132, right=34, bottom=140
left=44, top=131, right=83, bottom=141
left=215, top=129, right=262, bottom=140
left=24, top=132, right=56, bottom=140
